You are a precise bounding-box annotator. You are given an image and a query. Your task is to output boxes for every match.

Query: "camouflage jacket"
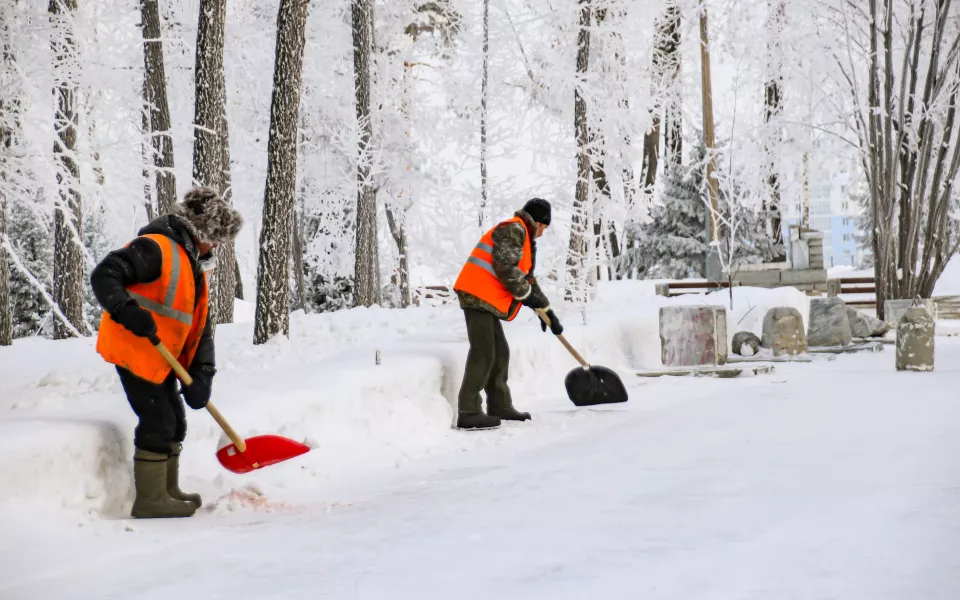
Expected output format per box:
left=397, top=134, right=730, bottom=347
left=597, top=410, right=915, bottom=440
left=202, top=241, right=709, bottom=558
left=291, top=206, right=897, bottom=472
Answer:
left=458, top=209, right=549, bottom=319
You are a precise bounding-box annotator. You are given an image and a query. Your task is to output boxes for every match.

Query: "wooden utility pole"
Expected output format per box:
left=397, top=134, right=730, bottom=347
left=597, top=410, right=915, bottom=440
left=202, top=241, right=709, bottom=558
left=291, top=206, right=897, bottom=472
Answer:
left=802, top=151, right=810, bottom=229
left=698, top=4, right=719, bottom=243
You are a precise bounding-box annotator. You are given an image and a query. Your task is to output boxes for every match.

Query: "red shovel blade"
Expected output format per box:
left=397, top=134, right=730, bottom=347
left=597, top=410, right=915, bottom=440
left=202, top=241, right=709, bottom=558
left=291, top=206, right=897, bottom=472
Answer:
left=216, top=434, right=311, bottom=474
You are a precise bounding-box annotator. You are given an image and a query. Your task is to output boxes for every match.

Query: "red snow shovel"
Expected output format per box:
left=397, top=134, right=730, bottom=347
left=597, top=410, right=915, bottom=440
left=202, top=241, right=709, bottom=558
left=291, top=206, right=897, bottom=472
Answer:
left=155, top=342, right=311, bottom=474
left=535, top=309, right=629, bottom=407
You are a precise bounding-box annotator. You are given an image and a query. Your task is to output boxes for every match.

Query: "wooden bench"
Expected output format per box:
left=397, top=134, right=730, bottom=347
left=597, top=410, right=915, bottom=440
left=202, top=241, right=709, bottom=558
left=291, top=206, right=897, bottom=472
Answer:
left=655, top=280, right=741, bottom=297
left=828, top=276, right=876, bottom=310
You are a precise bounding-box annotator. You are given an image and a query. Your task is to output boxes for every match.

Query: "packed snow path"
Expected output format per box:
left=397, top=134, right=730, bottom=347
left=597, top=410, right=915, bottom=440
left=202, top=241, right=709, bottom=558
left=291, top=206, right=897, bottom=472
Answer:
left=5, top=343, right=960, bottom=599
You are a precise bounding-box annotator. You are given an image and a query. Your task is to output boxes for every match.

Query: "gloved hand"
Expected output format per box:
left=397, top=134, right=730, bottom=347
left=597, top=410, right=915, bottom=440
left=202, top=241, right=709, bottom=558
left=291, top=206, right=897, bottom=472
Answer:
left=112, top=301, right=158, bottom=341
left=520, top=286, right=549, bottom=310
left=539, top=308, right=563, bottom=335
left=182, top=365, right=216, bottom=410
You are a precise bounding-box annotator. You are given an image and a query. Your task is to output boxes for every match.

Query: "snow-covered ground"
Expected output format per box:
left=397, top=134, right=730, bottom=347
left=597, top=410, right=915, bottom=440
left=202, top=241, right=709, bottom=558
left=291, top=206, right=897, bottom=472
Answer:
left=2, top=283, right=960, bottom=599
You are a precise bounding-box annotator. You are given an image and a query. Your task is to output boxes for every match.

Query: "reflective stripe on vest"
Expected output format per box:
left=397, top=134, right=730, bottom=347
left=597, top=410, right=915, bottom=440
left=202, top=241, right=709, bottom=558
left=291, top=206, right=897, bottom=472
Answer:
left=127, top=237, right=193, bottom=325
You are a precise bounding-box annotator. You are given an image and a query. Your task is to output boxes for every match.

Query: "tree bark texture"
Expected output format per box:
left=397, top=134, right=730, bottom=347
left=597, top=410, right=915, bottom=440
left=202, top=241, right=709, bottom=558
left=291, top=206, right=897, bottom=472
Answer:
left=50, top=0, right=86, bottom=339
left=140, top=78, right=156, bottom=221
left=353, top=0, right=380, bottom=307
left=140, top=0, right=176, bottom=215
left=253, top=0, right=309, bottom=344
left=291, top=209, right=306, bottom=311
left=565, top=0, right=591, bottom=302
left=0, top=4, right=16, bottom=346
left=385, top=205, right=410, bottom=307
left=479, top=0, right=489, bottom=229
left=192, top=0, right=238, bottom=325
left=763, top=0, right=786, bottom=261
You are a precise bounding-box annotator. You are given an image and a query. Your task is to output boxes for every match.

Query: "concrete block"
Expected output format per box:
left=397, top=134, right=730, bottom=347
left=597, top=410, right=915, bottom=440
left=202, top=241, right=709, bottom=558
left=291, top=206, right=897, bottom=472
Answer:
left=780, top=268, right=828, bottom=286
left=807, top=298, right=853, bottom=347
left=896, top=307, right=935, bottom=371
left=885, top=298, right=937, bottom=328
left=761, top=307, right=808, bottom=356
left=826, top=279, right=841, bottom=297
left=659, top=306, right=728, bottom=367
left=655, top=283, right=670, bottom=297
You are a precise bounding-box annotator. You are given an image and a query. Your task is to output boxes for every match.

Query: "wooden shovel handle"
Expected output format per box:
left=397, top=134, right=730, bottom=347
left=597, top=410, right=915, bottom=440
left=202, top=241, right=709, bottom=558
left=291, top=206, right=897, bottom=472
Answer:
left=535, top=308, right=591, bottom=368
left=154, top=341, right=247, bottom=453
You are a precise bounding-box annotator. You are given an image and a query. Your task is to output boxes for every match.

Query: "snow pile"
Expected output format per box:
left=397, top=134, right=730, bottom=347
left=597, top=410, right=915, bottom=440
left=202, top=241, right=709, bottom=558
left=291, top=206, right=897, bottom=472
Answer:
left=0, top=282, right=814, bottom=518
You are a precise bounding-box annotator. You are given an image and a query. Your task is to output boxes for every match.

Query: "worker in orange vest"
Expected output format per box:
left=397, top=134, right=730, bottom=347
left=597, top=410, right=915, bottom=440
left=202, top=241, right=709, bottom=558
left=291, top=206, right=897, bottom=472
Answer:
left=91, top=188, right=243, bottom=518
left=453, top=198, right=562, bottom=430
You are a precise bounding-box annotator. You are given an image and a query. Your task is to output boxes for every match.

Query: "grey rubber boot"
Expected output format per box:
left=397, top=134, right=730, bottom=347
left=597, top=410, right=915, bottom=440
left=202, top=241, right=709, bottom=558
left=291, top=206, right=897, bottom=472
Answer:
left=456, top=412, right=501, bottom=430
left=131, top=449, right=197, bottom=519
left=167, top=443, right=202, bottom=508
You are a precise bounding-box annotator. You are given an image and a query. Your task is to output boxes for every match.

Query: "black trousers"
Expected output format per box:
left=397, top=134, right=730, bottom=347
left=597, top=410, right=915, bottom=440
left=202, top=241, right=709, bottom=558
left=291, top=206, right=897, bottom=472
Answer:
left=457, top=309, right=514, bottom=415
left=116, top=366, right=186, bottom=455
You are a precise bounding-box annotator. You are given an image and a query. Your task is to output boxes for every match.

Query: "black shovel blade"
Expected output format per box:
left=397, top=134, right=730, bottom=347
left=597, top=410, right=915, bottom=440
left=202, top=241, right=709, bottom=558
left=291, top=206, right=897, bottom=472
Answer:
left=564, top=365, right=629, bottom=407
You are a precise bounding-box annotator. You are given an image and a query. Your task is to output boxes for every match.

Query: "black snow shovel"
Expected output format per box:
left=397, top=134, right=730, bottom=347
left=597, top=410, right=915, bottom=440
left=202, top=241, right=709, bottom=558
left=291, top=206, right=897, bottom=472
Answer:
left=535, top=309, right=629, bottom=407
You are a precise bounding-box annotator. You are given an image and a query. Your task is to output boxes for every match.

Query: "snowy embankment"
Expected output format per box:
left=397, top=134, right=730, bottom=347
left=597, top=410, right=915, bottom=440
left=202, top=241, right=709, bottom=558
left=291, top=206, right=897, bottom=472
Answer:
left=0, top=282, right=811, bottom=517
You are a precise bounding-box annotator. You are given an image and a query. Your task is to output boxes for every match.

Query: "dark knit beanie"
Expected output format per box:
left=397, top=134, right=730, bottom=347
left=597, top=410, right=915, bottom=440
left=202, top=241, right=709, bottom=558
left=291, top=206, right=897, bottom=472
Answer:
left=170, top=187, right=244, bottom=244
left=522, top=198, right=552, bottom=226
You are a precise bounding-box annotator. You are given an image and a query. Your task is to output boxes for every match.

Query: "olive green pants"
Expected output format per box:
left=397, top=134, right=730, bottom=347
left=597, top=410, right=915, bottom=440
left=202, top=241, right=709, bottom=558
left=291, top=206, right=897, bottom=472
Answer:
left=458, top=309, right=513, bottom=415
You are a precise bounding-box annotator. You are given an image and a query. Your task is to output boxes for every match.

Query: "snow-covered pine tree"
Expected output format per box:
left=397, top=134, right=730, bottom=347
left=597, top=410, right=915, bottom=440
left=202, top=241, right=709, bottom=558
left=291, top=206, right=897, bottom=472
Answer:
left=49, top=0, right=86, bottom=339
left=8, top=199, right=53, bottom=338
left=253, top=0, right=310, bottom=344
left=632, top=160, right=707, bottom=279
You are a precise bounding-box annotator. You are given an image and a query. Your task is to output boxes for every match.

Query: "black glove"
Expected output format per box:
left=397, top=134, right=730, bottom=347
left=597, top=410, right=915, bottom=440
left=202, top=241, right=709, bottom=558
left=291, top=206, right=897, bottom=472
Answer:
left=112, top=301, right=158, bottom=341
left=539, top=308, right=563, bottom=335
left=182, top=365, right=216, bottom=410
left=520, top=286, right=549, bottom=310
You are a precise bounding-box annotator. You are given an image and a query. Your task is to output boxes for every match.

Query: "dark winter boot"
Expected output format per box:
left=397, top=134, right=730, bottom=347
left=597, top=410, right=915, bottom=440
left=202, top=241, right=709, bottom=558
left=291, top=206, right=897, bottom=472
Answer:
left=167, top=443, right=202, bottom=508
left=489, top=406, right=531, bottom=421
left=131, top=449, right=197, bottom=519
left=456, top=412, right=501, bottom=430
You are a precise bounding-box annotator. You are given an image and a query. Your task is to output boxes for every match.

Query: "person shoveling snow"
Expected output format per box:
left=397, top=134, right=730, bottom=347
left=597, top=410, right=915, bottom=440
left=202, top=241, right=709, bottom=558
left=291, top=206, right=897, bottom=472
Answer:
left=452, top=198, right=562, bottom=430
left=91, top=187, right=243, bottom=518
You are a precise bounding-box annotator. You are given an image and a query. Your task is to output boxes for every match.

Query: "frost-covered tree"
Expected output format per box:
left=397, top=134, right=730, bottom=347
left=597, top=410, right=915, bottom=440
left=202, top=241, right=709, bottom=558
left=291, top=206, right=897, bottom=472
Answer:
left=0, top=0, right=18, bottom=346
left=49, top=0, right=86, bottom=339
left=140, top=0, right=176, bottom=215
left=632, top=159, right=707, bottom=279
left=8, top=200, right=53, bottom=338
left=253, top=0, right=310, bottom=344
left=82, top=203, right=110, bottom=329
left=352, top=0, right=379, bottom=307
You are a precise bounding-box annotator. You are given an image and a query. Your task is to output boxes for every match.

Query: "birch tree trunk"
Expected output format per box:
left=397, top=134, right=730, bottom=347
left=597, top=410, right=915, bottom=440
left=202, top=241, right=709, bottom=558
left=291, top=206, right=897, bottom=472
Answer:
left=192, top=0, right=238, bottom=325
left=253, top=0, right=309, bottom=344
left=140, top=0, right=176, bottom=215
left=764, top=0, right=786, bottom=261
left=565, top=0, right=591, bottom=302
left=353, top=0, right=380, bottom=307
left=50, top=0, right=85, bottom=339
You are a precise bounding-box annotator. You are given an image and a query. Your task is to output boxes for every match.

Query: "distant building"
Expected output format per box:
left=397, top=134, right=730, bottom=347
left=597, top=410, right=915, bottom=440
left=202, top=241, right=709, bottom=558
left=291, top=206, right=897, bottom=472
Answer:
left=781, top=172, right=859, bottom=268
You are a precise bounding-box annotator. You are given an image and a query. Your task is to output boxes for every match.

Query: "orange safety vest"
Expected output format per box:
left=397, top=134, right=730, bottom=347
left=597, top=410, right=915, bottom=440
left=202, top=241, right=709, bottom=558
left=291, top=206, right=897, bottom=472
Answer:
left=97, top=234, right=209, bottom=383
left=454, top=216, right=533, bottom=321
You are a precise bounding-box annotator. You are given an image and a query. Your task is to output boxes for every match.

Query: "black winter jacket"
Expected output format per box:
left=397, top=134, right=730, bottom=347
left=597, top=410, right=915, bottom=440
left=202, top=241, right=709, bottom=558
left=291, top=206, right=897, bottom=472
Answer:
left=90, top=215, right=215, bottom=370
